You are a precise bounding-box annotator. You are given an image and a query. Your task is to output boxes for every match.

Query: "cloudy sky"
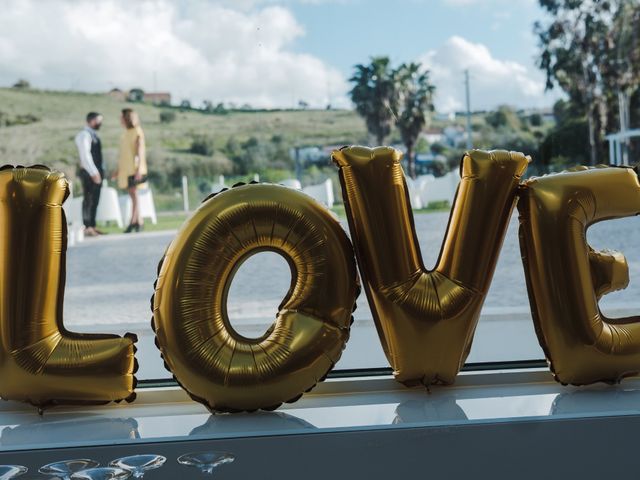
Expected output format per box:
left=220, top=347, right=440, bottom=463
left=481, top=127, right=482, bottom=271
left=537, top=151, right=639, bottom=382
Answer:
left=0, top=0, right=560, bottom=111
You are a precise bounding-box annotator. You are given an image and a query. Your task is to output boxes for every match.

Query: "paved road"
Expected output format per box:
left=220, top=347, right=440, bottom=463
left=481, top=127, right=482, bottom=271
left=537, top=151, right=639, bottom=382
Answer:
left=64, top=212, right=640, bottom=379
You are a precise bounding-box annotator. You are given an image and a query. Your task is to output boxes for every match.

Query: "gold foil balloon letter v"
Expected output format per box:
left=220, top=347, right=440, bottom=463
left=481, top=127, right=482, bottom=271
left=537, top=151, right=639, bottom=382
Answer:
left=0, top=165, right=137, bottom=408
left=333, top=147, right=529, bottom=386
left=518, top=166, right=640, bottom=385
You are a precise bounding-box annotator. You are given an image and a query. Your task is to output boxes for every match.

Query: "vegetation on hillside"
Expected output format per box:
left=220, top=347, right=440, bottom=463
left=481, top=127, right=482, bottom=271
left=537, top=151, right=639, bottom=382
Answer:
left=0, top=88, right=368, bottom=204
left=0, top=85, right=561, bottom=208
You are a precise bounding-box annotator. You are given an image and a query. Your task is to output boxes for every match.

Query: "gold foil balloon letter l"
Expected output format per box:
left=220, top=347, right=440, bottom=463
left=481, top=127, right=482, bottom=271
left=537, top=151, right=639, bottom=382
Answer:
left=0, top=165, right=137, bottom=408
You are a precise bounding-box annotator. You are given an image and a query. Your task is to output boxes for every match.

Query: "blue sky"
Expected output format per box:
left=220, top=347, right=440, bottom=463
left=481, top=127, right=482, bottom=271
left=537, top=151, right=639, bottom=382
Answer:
left=287, top=0, right=542, bottom=76
left=0, top=0, right=559, bottom=111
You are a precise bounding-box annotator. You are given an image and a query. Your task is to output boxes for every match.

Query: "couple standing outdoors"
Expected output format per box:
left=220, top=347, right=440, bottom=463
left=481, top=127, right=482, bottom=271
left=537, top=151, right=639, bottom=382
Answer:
left=75, top=109, right=148, bottom=236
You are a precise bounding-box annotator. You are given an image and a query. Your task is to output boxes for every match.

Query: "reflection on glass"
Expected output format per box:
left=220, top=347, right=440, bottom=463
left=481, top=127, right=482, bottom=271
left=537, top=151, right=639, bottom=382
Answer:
left=551, top=387, right=640, bottom=415
left=109, top=455, right=166, bottom=478
left=40, top=460, right=100, bottom=480
left=0, top=465, right=27, bottom=480
left=393, top=398, right=468, bottom=424
left=1, top=418, right=139, bottom=447
left=70, top=467, right=131, bottom=480
left=190, top=411, right=315, bottom=436
left=177, top=452, right=235, bottom=475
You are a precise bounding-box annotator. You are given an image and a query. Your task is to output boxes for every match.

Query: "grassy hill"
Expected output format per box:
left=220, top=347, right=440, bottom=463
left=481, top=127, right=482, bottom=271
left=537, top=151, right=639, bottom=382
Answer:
left=0, top=88, right=367, bottom=181
left=0, top=87, right=552, bottom=212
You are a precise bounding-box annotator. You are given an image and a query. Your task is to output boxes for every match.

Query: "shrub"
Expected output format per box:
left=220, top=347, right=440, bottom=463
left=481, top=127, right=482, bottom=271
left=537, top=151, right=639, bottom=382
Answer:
left=159, top=111, right=177, bottom=124
left=540, top=119, right=590, bottom=166
left=224, top=135, right=294, bottom=175
left=0, top=111, right=39, bottom=127
left=146, top=149, right=234, bottom=192
left=189, top=135, right=216, bottom=156
left=529, top=113, right=543, bottom=127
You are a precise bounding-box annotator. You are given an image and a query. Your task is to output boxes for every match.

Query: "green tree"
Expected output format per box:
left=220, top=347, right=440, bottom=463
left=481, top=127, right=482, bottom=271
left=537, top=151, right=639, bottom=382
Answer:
left=202, top=100, right=214, bottom=112
left=535, top=0, right=640, bottom=165
left=485, top=105, right=522, bottom=131
left=349, top=56, right=399, bottom=145
left=127, top=88, right=145, bottom=102
left=602, top=1, right=640, bottom=162
left=541, top=118, right=591, bottom=168
left=535, top=0, right=611, bottom=164
left=395, top=62, right=435, bottom=178
left=12, top=79, right=30, bottom=89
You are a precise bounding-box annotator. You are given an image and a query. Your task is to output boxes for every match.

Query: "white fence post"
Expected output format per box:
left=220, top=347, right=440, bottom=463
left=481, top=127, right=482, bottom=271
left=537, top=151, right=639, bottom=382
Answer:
left=182, top=175, right=189, bottom=212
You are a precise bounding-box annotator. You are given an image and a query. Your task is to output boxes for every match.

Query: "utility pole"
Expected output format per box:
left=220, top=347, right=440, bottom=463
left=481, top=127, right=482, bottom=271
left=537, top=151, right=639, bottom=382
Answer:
left=618, top=90, right=630, bottom=165
left=464, top=69, right=473, bottom=150
left=294, top=147, right=301, bottom=182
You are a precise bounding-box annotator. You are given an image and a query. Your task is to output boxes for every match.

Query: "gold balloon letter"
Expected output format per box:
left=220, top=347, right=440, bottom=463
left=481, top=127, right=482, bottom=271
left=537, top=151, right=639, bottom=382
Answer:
left=152, top=183, right=358, bottom=412
left=333, top=147, right=529, bottom=386
left=518, top=166, right=640, bottom=385
left=0, top=165, right=137, bottom=407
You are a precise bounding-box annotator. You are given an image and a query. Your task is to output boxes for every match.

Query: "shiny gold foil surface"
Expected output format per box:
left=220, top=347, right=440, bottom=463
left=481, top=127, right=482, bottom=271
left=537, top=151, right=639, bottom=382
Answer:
left=0, top=165, right=137, bottom=407
left=333, top=147, right=529, bottom=386
left=518, top=166, right=640, bottom=385
left=152, top=183, right=358, bottom=412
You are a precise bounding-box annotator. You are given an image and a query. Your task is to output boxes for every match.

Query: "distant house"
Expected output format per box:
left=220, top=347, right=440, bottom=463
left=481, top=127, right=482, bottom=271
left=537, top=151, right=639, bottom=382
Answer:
left=105, top=88, right=171, bottom=105
left=143, top=92, right=171, bottom=105
left=107, top=88, right=127, bottom=102
left=443, top=125, right=466, bottom=147
left=415, top=153, right=449, bottom=176
left=422, top=128, right=445, bottom=145
left=290, top=146, right=326, bottom=164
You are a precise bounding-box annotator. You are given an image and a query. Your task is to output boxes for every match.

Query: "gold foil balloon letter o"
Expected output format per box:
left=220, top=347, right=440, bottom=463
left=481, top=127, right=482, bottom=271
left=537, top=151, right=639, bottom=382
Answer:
left=0, top=165, right=137, bottom=407
left=152, top=183, right=358, bottom=412
left=518, top=166, right=640, bottom=385
left=333, top=147, right=529, bottom=386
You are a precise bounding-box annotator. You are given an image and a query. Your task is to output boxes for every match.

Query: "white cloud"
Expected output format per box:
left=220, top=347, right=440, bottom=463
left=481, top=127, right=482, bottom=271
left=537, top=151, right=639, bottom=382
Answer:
left=418, top=36, right=553, bottom=112
left=0, top=1, right=557, bottom=112
left=0, top=0, right=348, bottom=108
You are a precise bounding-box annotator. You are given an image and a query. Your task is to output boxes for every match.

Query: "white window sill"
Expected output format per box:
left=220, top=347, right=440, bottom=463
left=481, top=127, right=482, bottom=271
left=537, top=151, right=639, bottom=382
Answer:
left=1, top=368, right=639, bottom=453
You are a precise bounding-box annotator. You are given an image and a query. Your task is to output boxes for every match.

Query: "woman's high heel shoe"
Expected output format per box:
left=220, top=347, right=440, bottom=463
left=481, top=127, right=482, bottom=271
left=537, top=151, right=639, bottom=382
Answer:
left=124, top=223, right=136, bottom=233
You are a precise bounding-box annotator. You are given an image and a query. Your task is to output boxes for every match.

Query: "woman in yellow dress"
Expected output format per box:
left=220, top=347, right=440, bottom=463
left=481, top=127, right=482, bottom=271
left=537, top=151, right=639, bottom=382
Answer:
left=114, top=108, right=147, bottom=233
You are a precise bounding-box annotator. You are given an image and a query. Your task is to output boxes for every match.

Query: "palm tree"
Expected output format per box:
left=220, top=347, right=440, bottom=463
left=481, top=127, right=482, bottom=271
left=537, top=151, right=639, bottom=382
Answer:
left=349, top=56, right=399, bottom=145
left=395, top=63, right=435, bottom=179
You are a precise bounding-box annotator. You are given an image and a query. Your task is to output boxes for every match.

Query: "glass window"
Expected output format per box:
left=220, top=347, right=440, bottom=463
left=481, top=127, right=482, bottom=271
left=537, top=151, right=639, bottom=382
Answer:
left=2, top=0, right=638, bottom=380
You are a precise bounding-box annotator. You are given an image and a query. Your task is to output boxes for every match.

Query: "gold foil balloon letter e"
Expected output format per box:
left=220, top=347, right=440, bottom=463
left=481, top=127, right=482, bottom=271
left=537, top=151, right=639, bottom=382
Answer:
left=333, top=147, right=529, bottom=386
left=518, top=166, right=640, bottom=385
left=0, top=165, right=137, bottom=408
